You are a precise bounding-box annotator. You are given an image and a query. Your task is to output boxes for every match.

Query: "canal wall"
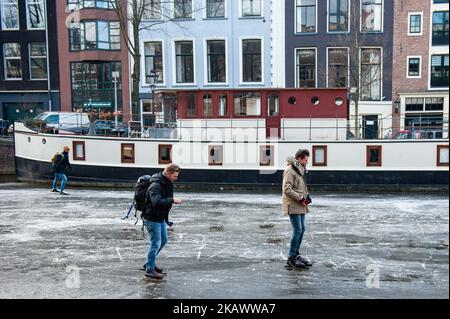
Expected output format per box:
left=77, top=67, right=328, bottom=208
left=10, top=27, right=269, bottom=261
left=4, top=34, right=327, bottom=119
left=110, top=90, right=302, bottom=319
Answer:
left=0, top=138, right=15, bottom=181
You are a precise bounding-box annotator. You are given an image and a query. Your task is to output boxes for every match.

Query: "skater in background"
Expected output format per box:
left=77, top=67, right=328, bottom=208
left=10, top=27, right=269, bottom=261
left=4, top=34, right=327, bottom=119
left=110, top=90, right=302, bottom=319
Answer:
left=50, top=145, right=72, bottom=195
left=142, top=163, right=182, bottom=279
left=282, top=149, right=313, bottom=269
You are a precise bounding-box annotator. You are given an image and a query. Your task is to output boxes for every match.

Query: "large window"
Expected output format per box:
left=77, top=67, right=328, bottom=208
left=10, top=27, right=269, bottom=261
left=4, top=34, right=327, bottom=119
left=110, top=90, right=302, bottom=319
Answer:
left=296, top=48, right=316, bottom=88
left=242, top=0, right=261, bottom=17
left=206, top=0, right=225, bottom=18
left=360, top=48, right=382, bottom=101
left=174, top=0, right=192, bottom=19
left=328, top=0, right=348, bottom=32
left=405, top=97, right=444, bottom=112
left=431, top=55, right=449, bottom=88
left=143, top=0, right=162, bottom=20
left=408, top=13, right=422, bottom=35
left=234, top=93, right=261, bottom=116
left=328, top=48, right=348, bottom=87
left=175, top=41, right=194, bottom=83
left=70, top=61, right=122, bottom=110
left=361, top=0, right=383, bottom=32
left=207, top=40, right=226, bottom=83
left=1, top=0, right=19, bottom=30
left=296, top=0, right=316, bottom=33
left=242, top=39, right=262, bottom=83
left=26, top=0, right=45, bottom=29
left=69, top=20, right=120, bottom=51
left=3, top=43, right=21, bottom=80
left=67, top=0, right=113, bottom=10
left=29, top=42, right=47, bottom=80
left=432, top=11, right=449, bottom=45
left=144, top=41, right=164, bottom=84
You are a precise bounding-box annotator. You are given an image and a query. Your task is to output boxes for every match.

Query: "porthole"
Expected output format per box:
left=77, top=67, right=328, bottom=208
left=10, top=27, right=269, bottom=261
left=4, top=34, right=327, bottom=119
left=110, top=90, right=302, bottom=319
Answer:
left=27, top=137, right=31, bottom=143
left=288, top=97, right=297, bottom=105
left=42, top=138, right=46, bottom=145
left=335, top=97, right=344, bottom=106
left=311, top=96, right=320, bottom=105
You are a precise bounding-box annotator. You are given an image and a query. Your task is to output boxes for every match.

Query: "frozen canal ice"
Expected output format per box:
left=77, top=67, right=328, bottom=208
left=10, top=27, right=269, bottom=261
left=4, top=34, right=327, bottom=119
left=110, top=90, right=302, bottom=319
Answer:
left=0, top=183, right=448, bottom=299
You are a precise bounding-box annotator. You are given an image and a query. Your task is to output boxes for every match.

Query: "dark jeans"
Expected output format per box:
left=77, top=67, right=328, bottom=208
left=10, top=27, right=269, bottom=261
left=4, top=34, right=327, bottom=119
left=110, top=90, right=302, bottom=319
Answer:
left=144, top=220, right=167, bottom=272
left=289, top=214, right=306, bottom=258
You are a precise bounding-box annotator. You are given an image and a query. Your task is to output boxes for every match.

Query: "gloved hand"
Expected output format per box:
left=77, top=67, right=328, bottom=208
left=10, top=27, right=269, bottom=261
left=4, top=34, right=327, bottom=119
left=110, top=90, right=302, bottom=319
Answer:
left=166, top=220, right=174, bottom=227
left=306, top=194, right=312, bottom=204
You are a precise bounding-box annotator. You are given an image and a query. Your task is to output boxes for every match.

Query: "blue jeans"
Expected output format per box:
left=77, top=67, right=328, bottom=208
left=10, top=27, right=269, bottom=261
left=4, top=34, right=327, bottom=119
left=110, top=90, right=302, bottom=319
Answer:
left=52, top=173, right=67, bottom=192
left=289, top=214, right=306, bottom=258
left=144, top=220, right=167, bottom=272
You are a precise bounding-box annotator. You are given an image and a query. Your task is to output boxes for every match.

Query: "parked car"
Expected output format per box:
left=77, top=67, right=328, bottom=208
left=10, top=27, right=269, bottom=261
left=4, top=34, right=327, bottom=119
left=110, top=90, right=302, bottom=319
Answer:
left=33, top=112, right=90, bottom=133
left=393, top=129, right=445, bottom=139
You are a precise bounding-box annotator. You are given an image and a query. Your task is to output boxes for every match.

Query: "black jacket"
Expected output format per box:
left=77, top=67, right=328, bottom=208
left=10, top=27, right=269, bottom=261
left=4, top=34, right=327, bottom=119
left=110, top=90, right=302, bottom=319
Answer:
left=142, top=172, right=174, bottom=223
left=54, top=152, right=72, bottom=174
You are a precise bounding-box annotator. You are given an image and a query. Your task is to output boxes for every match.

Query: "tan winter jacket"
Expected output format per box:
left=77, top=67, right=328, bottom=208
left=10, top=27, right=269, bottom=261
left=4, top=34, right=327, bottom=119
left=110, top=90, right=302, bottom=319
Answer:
left=282, top=157, right=309, bottom=215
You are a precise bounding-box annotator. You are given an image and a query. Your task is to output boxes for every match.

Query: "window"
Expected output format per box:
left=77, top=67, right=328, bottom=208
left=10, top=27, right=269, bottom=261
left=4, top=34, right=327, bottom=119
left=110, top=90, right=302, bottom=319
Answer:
left=1, top=0, right=19, bottom=30
left=185, top=93, right=197, bottom=116
left=425, top=97, right=444, bottom=111
left=242, top=0, right=261, bottom=17
left=208, top=145, right=223, bottom=165
left=26, top=0, right=45, bottom=29
left=73, top=141, right=86, bottom=161
left=431, top=55, right=449, bottom=88
left=312, top=146, right=327, bottom=166
left=361, top=0, right=383, bottom=32
left=405, top=98, right=424, bottom=111
left=207, top=40, right=226, bottom=83
left=434, top=0, right=449, bottom=3
left=296, top=48, right=316, bottom=88
left=268, top=93, right=279, bottom=116
left=175, top=41, right=194, bottom=83
left=218, top=94, right=228, bottom=116
left=360, top=48, right=382, bottom=101
left=405, top=114, right=444, bottom=138
left=328, top=0, right=348, bottom=32
left=143, top=0, right=162, bottom=20
left=242, top=39, right=262, bottom=83
left=3, top=43, right=21, bottom=80
left=29, top=43, right=47, bottom=80
left=437, top=145, right=449, bottom=166
left=234, top=93, right=261, bottom=116
left=70, top=61, right=122, bottom=110
left=174, top=0, right=192, bottom=19
left=121, top=144, right=135, bottom=164
left=328, top=48, right=349, bottom=87
left=69, top=21, right=121, bottom=51
left=407, top=57, right=421, bottom=78
left=260, top=145, right=274, bottom=166
left=296, top=0, right=316, bottom=33
left=67, top=0, right=113, bottom=10
left=432, top=11, right=449, bottom=45
left=408, top=13, right=422, bottom=35
left=206, top=0, right=225, bottom=18
left=366, top=146, right=382, bottom=166
left=203, top=94, right=213, bottom=117
left=144, top=42, right=164, bottom=84
left=158, top=144, right=172, bottom=164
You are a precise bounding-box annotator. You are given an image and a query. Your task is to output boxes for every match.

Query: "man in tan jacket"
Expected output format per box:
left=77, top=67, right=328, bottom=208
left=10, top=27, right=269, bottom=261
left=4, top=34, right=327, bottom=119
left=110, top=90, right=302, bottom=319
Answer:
left=282, top=149, right=313, bottom=269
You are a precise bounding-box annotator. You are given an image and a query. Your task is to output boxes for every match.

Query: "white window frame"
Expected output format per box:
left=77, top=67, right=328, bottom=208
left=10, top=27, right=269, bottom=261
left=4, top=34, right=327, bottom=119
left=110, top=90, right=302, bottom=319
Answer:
left=428, top=53, right=449, bottom=90
left=360, top=0, right=384, bottom=33
left=239, top=36, right=264, bottom=85
left=326, top=47, right=350, bottom=88
left=1, top=0, right=20, bottom=30
left=203, top=0, right=228, bottom=19
left=407, top=12, right=423, bottom=36
left=172, top=0, right=194, bottom=19
left=140, top=39, right=166, bottom=87
left=172, top=38, right=196, bottom=86
left=26, top=0, right=46, bottom=30
left=203, top=37, right=229, bottom=86
left=406, top=55, right=422, bottom=79
left=239, top=0, right=264, bottom=18
left=359, top=46, right=383, bottom=101
left=142, top=0, right=163, bottom=21
left=295, top=0, right=318, bottom=34
left=29, top=42, right=47, bottom=80
left=295, top=47, right=317, bottom=88
left=3, top=43, right=22, bottom=80
left=326, top=0, right=350, bottom=33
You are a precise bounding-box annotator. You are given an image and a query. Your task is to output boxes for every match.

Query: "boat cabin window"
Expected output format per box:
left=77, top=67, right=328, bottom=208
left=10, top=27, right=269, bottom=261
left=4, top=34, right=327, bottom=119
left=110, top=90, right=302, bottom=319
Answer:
left=159, top=144, right=172, bottom=164
left=209, top=145, right=223, bottom=165
left=437, top=145, right=449, bottom=166
left=366, top=145, right=382, bottom=167
left=268, top=94, right=279, bottom=116
left=234, top=93, right=261, bottom=116
left=121, top=143, right=135, bottom=164
left=73, top=141, right=86, bottom=161
left=313, top=145, right=327, bottom=166
left=203, top=94, right=213, bottom=117
left=219, top=94, right=228, bottom=116
left=260, top=145, right=274, bottom=166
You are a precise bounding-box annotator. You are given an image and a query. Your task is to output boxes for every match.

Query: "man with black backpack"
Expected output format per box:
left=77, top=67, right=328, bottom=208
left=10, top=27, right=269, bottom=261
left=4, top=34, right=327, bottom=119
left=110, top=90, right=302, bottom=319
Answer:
left=51, top=145, right=72, bottom=195
left=142, top=163, right=182, bottom=279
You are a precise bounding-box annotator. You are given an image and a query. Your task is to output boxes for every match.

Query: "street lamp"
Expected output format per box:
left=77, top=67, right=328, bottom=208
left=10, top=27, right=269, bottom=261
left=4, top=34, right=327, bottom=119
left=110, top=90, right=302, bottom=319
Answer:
left=144, top=70, right=159, bottom=130
left=112, top=71, right=120, bottom=126
left=394, top=97, right=401, bottom=114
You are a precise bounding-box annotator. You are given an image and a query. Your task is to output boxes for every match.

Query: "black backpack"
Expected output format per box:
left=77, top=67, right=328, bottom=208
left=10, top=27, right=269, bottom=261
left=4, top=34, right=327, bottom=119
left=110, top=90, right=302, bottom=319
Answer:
left=134, top=175, right=152, bottom=212
left=50, top=153, right=63, bottom=173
